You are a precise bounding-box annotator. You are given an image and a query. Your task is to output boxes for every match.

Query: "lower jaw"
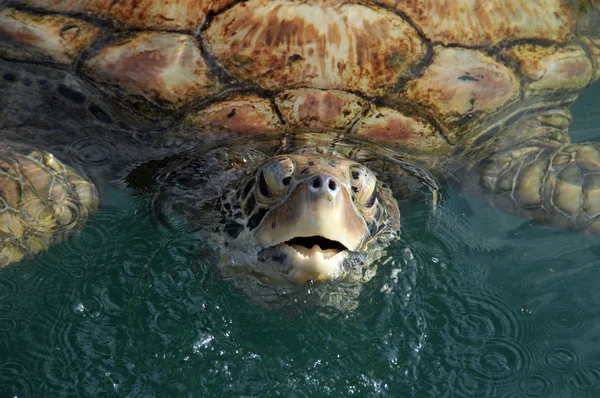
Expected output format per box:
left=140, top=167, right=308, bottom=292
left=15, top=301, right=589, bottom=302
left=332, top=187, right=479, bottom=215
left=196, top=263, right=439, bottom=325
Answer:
left=258, top=244, right=349, bottom=284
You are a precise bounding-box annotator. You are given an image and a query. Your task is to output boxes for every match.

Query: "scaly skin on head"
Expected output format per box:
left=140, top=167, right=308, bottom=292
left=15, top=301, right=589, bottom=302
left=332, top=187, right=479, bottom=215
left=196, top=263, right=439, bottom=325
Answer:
left=219, top=152, right=400, bottom=285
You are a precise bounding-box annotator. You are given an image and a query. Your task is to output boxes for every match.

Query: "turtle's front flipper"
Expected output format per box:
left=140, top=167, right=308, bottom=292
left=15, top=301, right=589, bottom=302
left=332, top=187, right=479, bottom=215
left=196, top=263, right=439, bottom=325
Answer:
left=0, top=143, right=98, bottom=267
left=477, top=136, right=600, bottom=232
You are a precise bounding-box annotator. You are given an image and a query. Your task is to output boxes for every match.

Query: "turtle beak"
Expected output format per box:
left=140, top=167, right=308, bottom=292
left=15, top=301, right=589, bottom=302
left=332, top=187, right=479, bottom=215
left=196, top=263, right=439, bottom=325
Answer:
left=256, top=176, right=370, bottom=283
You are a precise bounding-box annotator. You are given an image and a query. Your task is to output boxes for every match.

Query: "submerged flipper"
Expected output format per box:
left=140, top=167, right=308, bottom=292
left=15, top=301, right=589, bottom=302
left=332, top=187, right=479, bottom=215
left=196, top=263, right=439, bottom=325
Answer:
left=479, top=137, right=600, bottom=233
left=0, top=142, right=98, bottom=266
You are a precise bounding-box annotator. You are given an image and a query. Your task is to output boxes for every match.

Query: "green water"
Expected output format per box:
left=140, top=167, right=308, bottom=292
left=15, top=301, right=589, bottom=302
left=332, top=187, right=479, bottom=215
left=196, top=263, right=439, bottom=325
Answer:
left=5, top=180, right=600, bottom=397
left=2, top=76, right=600, bottom=396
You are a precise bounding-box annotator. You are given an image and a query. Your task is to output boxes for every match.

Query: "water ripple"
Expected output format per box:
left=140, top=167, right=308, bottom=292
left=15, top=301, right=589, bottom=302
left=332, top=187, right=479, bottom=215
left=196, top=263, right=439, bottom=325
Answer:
left=68, top=135, right=119, bottom=166
left=462, top=337, right=532, bottom=385
left=0, top=360, right=41, bottom=397
left=452, top=291, right=526, bottom=344
left=54, top=206, right=124, bottom=267
left=544, top=344, right=582, bottom=372
left=518, top=372, right=555, bottom=397
left=0, top=317, right=17, bottom=332
left=423, top=286, right=534, bottom=348
left=539, top=301, right=588, bottom=335
left=454, top=372, right=495, bottom=397
left=567, top=366, right=600, bottom=392
left=0, top=269, right=18, bottom=302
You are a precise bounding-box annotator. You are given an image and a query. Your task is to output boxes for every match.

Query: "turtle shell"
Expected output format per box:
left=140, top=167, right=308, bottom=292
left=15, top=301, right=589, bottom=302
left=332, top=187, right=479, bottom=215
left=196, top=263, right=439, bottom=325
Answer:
left=0, top=0, right=598, bottom=156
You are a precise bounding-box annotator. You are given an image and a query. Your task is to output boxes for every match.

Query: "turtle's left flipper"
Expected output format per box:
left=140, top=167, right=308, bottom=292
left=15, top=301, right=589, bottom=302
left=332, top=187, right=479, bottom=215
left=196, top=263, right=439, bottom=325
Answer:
left=0, top=142, right=99, bottom=267
left=478, top=138, right=600, bottom=233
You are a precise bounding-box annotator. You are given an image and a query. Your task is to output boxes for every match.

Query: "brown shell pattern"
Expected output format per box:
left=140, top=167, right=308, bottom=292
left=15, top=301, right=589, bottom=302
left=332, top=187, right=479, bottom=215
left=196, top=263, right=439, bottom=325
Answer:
left=376, top=0, right=576, bottom=47
left=504, top=44, right=593, bottom=97
left=20, top=0, right=233, bottom=31
left=0, top=0, right=599, bottom=151
left=404, top=47, right=520, bottom=143
left=82, top=32, right=218, bottom=111
left=0, top=8, right=101, bottom=64
left=205, top=0, right=426, bottom=96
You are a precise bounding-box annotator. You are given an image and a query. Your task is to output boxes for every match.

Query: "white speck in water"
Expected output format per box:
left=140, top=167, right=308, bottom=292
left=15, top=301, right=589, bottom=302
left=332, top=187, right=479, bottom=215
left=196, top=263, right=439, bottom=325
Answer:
left=73, top=302, right=85, bottom=313
left=431, top=257, right=439, bottom=264
left=402, top=247, right=414, bottom=260
left=413, top=342, right=423, bottom=353
left=104, top=373, right=119, bottom=391
left=193, top=334, right=214, bottom=353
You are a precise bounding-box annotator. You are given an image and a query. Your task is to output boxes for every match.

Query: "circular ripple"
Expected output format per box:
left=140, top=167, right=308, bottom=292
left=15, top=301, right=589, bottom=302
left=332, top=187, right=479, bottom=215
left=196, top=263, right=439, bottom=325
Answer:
left=0, top=300, right=15, bottom=312
left=31, top=209, right=117, bottom=284
left=403, top=206, right=491, bottom=295
left=120, top=234, right=163, bottom=264
left=0, top=318, right=17, bottom=332
left=449, top=288, right=534, bottom=346
left=0, top=270, right=19, bottom=302
left=567, top=366, right=600, bottom=392
left=454, top=372, right=495, bottom=397
left=539, top=302, right=587, bottom=335
left=63, top=208, right=117, bottom=255
left=419, top=293, right=459, bottom=332
left=22, top=308, right=80, bottom=394
left=544, top=344, right=582, bottom=372
left=18, top=282, right=125, bottom=395
left=519, top=373, right=555, bottom=397
left=463, top=338, right=532, bottom=385
left=68, top=135, right=118, bottom=166
left=43, top=248, right=91, bottom=280
left=0, top=360, right=40, bottom=396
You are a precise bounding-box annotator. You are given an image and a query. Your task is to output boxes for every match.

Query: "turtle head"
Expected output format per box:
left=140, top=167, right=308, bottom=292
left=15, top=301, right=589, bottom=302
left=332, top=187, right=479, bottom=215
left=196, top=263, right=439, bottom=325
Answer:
left=223, top=152, right=400, bottom=285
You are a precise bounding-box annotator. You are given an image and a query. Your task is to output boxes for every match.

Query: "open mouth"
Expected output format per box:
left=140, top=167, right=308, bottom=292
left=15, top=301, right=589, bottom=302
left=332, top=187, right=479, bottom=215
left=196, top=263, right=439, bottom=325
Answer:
left=284, top=236, right=348, bottom=259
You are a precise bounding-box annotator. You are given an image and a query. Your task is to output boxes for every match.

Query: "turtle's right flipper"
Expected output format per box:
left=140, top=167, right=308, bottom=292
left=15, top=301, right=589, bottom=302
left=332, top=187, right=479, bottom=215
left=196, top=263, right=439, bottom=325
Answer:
left=0, top=143, right=98, bottom=267
left=478, top=138, right=600, bottom=233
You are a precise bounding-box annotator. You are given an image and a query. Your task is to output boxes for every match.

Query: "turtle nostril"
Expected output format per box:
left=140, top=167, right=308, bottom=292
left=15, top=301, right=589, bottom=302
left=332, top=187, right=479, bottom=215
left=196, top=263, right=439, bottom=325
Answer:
left=328, top=179, right=337, bottom=191
left=311, top=177, right=321, bottom=189
left=309, top=176, right=338, bottom=194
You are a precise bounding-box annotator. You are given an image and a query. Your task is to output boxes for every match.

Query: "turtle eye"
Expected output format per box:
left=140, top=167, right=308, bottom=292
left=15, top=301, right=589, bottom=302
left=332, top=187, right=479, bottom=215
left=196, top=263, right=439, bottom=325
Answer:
left=258, top=172, right=271, bottom=197
left=350, top=165, right=378, bottom=208
left=364, top=187, right=377, bottom=208
left=258, top=157, right=294, bottom=198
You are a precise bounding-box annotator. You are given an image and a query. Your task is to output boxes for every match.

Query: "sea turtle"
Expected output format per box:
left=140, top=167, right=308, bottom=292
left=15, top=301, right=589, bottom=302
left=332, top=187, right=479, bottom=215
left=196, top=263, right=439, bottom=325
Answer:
left=1, top=1, right=600, bottom=292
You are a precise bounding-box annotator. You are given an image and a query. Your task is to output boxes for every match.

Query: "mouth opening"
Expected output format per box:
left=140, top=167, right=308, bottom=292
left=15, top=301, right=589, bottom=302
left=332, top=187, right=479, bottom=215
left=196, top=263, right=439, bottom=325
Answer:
left=285, top=236, right=348, bottom=253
